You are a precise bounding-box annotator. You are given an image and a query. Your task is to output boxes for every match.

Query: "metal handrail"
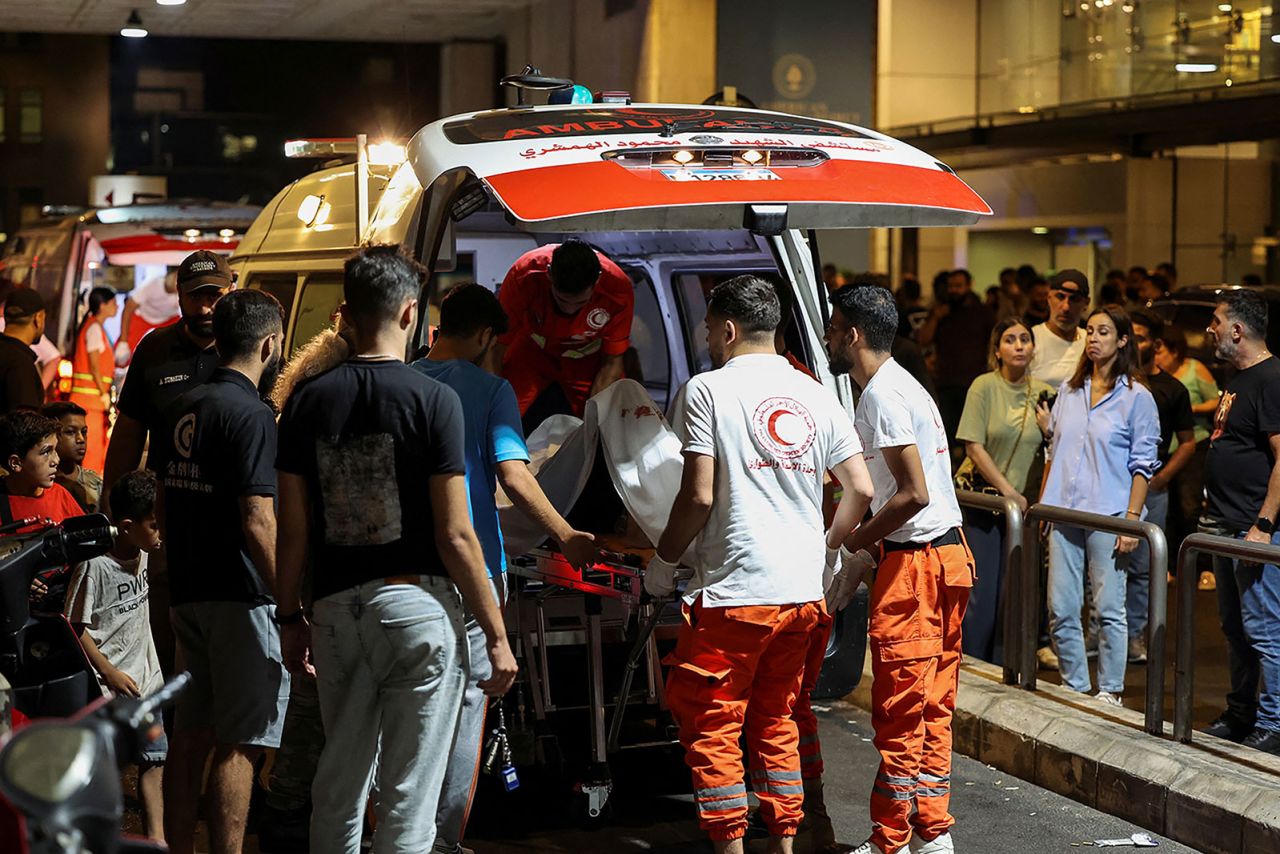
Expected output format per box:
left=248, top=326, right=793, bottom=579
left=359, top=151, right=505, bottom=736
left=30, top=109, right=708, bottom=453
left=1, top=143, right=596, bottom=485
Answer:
left=955, top=490, right=1024, bottom=687
left=1022, top=504, right=1168, bottom=736
left=1174, top=532, right=1280, bottom=743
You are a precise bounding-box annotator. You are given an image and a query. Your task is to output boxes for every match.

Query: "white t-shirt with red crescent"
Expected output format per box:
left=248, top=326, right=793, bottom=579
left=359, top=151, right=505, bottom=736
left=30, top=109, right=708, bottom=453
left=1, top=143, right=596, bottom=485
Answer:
left=855, top=357, right=962, bottom=544
left=672, top=353, right=861, bottom=607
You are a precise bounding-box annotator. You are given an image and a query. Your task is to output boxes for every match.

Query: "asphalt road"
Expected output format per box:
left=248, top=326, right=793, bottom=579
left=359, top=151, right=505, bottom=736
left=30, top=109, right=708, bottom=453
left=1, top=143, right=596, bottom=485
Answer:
left=462, top=701, right=1196, bottom=854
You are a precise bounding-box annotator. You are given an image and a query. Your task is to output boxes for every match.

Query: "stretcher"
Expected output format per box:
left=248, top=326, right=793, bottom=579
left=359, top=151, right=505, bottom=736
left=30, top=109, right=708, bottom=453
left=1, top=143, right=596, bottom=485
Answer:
left=506, top=541, right=688, bottom=820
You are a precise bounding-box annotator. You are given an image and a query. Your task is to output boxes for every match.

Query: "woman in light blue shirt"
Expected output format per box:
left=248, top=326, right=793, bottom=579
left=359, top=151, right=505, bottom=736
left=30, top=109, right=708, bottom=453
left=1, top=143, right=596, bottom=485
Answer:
left=1039, top=307, right=1160, bottom=705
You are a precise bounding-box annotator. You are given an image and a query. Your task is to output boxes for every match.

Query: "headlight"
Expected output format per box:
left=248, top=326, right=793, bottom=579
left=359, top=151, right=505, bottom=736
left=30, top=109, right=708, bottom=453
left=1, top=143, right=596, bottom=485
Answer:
left=2, top=725, right=96, bottom=803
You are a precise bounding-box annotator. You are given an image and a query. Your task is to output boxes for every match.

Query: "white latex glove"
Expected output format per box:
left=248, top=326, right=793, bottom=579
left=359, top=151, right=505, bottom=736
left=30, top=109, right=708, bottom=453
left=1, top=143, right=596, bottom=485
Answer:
left=644, top=553, right=679, bottom=598
left=827, top=546, right=876, bottom=612
left=822, top=546, right=840, bottom=599
left=113, top=341, right=132, bottom=367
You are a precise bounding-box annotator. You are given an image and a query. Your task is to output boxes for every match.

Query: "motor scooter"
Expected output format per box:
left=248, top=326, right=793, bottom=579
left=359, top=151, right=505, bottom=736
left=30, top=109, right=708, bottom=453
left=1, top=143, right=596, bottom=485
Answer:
left=0, top=514, right=116, bottom=720
left=0, top=672, right=189, bottom=853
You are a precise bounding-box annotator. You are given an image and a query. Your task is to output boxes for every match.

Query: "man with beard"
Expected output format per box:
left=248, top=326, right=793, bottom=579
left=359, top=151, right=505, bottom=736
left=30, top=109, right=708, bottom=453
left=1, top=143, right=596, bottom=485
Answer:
left=105, top=249, right=231, bottom=677
left=413, top=283, right=598, bottom=853
left=150, top=290, right=289, bottom=853
left=649, top=275, right=874, bottom=854
left=497, top=239, right=634, bottom=429
left=1028, top=269, right=1090, bottom=390
left=1198, top=290, right=1280, bottom=754
left=826, top=285, right=971, bottom=854
left=916, top=268, right=994, bottom=443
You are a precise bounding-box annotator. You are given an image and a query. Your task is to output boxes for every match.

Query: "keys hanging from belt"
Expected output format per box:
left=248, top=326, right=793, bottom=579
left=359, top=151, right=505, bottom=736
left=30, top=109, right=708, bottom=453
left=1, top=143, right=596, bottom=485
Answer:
left=482, top=701, right=520, bottom=792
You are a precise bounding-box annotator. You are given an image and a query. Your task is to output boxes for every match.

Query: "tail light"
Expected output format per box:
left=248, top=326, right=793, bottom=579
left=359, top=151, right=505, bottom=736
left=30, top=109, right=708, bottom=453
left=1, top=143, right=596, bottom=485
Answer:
left=56, top=359, right=72, bottom=397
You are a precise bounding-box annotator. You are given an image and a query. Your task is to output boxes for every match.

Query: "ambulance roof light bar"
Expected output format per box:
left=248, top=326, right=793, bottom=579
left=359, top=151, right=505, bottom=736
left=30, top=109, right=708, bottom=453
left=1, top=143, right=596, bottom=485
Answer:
left=284, top=138, right=406, bottom=165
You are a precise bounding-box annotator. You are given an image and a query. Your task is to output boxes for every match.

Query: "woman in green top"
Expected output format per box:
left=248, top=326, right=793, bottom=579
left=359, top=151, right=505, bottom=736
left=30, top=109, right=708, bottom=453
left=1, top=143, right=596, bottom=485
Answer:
left=955, top=318, right=1053, bottom=663
left=1154, top=326, right=1221, bottom=589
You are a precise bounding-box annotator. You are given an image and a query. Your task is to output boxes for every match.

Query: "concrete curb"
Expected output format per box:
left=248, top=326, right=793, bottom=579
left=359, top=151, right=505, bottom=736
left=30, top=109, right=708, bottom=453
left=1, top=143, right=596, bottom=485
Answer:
left=847, top=655, right=1280, bottom=854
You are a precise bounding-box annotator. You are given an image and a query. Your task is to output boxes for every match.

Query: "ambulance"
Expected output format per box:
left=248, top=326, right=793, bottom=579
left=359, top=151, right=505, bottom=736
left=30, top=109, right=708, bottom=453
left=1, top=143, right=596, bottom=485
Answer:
left=230, top=74, right=990, bottom=812
left=0, top=200, right=259, bottom=393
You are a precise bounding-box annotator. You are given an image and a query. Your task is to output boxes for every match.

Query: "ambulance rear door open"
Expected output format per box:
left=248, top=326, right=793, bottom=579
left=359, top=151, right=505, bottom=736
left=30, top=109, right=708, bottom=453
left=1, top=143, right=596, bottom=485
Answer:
left=406, top=104, right=991, bottom=406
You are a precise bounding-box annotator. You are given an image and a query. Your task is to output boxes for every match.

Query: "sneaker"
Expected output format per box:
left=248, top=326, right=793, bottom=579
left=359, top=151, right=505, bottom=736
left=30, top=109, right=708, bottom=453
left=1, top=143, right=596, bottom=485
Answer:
left=1198, top=571, right=1217, bottom=591
left=909, top=831, right=955, bottom=853
left=1036, top=645, right=1060, bottom=671
left=1127, top=636, right=1148, bottom=664
left=1095, top=691, right=1124, bottom=707
left=1203, top=712, right=1254, bottom=743
left=850, top=842, right=891, bottom=854
left=1241, top=727, right=1280, bottom=756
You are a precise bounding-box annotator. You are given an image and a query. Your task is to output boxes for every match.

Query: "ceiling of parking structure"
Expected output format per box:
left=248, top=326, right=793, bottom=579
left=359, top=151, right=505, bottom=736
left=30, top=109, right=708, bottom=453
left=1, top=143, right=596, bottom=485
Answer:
left=1, top=0, right=531, bottom=42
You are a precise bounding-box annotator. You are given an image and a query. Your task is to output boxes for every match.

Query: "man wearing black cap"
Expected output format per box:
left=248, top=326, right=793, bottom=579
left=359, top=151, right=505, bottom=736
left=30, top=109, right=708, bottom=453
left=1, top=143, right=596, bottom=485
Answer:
left=104, top=249, right=233, bottom=674
left=0, top=289, right=48, bottom=413
left=1029, top=269, right=1091, bottom=390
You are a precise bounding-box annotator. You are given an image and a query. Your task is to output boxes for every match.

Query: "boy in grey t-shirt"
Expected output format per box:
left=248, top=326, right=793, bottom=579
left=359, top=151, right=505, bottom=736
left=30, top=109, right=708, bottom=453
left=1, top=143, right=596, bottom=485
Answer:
left=65, top=469, right=165, bottom=840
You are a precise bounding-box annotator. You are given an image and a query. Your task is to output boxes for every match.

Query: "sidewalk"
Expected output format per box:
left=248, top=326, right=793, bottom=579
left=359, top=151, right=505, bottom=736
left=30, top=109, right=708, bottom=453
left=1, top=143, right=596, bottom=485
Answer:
left=848, top=655, right=1280, bottom=854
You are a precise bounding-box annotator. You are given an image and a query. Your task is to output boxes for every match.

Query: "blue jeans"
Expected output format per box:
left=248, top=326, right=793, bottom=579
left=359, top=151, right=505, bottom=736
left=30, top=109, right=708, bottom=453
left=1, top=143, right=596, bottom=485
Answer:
left=309, top=576, right=468, bottom=854
left=1126, top=488, right=1169, bottom=639
left=1049, top=524, right=1127, bottom=694
left=1204, top=524, right=1280, bottom=732
left=434, top=575, right=506, bottom=853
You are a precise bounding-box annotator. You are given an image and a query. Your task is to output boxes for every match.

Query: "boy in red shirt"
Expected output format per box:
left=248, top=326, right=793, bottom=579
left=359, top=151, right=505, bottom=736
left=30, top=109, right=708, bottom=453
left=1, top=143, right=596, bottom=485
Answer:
left=0, top=411, right=88, bottom=607
left=498, top=239, right=634, bottom=420
left=0, top=410, right=85, bottom=525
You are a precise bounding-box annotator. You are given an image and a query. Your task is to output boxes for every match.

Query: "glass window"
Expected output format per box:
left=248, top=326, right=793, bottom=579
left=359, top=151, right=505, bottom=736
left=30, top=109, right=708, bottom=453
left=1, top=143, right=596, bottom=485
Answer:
left=247, top=274, right=299, bottom=331
left=290, top=274, right=344, bottom=356
left=618, top=266, right=671, bottom=406
left=19, top=90, right=40, bottom=143
left=673, top=270, right=803, bottom=377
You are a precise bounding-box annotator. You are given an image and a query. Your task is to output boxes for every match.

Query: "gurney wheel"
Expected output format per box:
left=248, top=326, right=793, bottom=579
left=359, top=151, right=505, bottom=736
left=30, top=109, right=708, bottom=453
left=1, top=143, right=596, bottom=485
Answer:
left=571, top=784, right=614, bottom=825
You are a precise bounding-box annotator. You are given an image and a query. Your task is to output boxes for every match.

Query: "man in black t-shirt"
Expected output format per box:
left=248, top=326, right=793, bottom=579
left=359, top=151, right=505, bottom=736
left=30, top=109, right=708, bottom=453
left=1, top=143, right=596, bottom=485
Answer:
left=1128, top=314, right=1196, bottom=663
left=275, top=245, right=516, bottom=853
left=152, top=290, right=288, bottom=852
left=1199, top=290, right=1280, bottom=754
left=0, top=289, right=48, bottom=413
left=105, top=249, right=232, bottom=678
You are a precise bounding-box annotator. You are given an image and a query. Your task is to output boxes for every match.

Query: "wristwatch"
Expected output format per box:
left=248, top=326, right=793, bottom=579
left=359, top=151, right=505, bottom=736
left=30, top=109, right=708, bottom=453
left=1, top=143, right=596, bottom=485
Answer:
left=273, top=608, right=306, bottom=626
left=1255, top=516, right=1275, bottom=535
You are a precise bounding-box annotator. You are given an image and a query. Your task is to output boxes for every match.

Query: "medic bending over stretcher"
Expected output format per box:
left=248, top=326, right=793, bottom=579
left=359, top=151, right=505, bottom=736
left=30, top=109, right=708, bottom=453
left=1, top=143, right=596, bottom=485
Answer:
left=825, top=284, right=974, bottom=854
left=497, top=240, right=634, bottom=420
left=644, top=275, right=875, bottom=854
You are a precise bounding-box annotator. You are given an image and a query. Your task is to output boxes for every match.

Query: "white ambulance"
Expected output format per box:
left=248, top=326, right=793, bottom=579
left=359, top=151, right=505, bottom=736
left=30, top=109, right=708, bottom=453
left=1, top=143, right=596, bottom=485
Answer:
left=230, top=79, right=990, bottom=813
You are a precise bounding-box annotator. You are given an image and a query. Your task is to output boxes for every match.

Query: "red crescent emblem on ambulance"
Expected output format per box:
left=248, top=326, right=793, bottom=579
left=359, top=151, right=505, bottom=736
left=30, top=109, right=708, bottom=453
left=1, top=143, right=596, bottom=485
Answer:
left=752, top=397, right=815, bottom=460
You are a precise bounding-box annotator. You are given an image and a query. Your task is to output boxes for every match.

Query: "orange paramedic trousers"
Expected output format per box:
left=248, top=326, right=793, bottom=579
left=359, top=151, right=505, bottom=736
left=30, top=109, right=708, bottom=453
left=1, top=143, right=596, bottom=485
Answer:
left=665, top=598, right=824, bottom=841
left=793, top=611, right=833, bottom=781
left=868, top=537, right=974, bottom=854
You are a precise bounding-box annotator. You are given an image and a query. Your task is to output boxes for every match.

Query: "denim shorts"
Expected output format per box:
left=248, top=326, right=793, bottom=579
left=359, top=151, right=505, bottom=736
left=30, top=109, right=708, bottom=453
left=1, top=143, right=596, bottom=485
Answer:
left=139, top=727, right=168, bottom=765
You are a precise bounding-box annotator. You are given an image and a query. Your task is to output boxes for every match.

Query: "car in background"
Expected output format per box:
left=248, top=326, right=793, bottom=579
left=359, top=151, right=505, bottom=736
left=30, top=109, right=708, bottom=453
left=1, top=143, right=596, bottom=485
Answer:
left=1147, top=284, right=1280, bottom=384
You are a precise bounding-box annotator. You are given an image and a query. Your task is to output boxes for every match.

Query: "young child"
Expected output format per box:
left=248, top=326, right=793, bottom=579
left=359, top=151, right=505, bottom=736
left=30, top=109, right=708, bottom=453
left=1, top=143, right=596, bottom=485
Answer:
left=42, top=401, right=105, bottom=513
left=65, top=470, right=166, bottom=840
left=0, top=410, right=86, bottom=525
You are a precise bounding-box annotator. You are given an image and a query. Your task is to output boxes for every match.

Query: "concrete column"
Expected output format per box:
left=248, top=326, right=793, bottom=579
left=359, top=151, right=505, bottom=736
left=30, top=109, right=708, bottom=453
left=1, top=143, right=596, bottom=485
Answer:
left=635, top=0, right=716, bottom=104
left=440, top=41, right=501, bottom=116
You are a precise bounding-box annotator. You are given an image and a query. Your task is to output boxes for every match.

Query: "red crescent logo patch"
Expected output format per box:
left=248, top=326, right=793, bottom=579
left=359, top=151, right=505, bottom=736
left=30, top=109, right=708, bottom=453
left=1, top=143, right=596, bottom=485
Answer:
left=752, top=397, right=816, bottom=460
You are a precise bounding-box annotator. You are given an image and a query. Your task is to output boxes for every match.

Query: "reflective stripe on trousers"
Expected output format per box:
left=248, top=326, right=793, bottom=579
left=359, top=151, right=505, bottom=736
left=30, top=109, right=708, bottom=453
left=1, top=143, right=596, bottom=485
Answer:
left=664, top=598, right=824, bottom=842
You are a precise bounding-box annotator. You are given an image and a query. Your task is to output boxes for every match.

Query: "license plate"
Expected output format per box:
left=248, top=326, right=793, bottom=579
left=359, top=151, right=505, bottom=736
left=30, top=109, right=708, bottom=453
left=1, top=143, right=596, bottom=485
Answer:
left=660, top=168, right=781, bottom=182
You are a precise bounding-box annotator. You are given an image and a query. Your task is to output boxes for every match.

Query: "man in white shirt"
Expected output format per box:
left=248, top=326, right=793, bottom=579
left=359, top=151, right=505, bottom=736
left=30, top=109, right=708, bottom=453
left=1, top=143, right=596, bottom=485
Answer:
left=826, top=284, right=974, bottom=854
left=1028, top=269, right=1091, bottom=389
left=646, top=275, right=873, bottom=854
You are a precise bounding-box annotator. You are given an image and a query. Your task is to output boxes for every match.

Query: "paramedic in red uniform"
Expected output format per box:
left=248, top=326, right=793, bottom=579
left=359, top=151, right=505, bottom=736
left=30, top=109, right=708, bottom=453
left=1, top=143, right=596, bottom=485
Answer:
left=825, top=284, right=973, bottom=854
left=497, top=239, right=633, bottom=419
left=647, top=275, right=873, bottom=854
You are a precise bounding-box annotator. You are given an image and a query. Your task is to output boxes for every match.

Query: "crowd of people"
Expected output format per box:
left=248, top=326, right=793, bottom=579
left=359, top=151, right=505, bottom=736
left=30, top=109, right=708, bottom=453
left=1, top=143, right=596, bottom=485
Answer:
left=0, top=239, right=1274, bottom=854
left=852, top=261, right=1280, bottom=755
